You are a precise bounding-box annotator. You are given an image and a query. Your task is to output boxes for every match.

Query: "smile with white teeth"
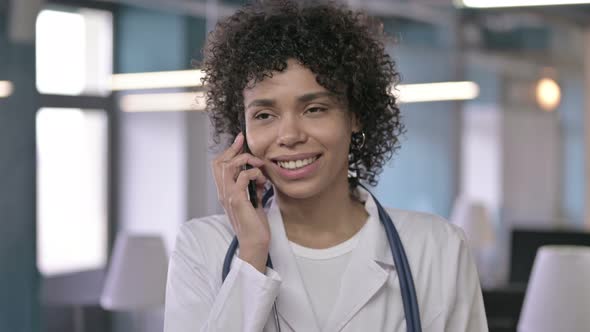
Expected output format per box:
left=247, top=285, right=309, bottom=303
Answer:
left=277, top=156, right=318, bottom=170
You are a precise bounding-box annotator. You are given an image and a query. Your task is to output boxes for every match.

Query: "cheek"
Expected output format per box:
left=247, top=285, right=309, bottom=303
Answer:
left=245, top=129, right=273, bottom=158
left=309, top=120, right=352, bottom=149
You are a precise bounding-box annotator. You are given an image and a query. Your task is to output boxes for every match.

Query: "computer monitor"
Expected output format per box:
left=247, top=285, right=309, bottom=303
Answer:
left=509, top=228, right=590, bottom=285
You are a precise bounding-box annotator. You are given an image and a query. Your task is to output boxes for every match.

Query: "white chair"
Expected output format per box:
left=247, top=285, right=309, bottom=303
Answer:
left=101, top=233, right=168, bottom=331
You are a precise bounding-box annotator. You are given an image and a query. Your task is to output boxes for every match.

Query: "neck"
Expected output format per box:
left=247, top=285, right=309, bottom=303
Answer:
left=274, top=177, right=368, bottom=249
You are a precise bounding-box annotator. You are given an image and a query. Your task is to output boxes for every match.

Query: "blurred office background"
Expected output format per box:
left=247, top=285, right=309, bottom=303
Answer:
left=1, top=0, right=590, bottom=331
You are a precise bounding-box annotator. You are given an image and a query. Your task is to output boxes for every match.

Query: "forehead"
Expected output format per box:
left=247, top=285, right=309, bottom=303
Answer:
left=242, top=60, right=327, bottom=101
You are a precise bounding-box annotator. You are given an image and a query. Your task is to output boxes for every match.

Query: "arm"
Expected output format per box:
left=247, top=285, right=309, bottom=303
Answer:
left=164, top=224, right=281, bottom=332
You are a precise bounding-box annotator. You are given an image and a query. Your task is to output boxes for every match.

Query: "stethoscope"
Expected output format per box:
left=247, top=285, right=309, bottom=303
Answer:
left=222, top=184, right=422, bottom=332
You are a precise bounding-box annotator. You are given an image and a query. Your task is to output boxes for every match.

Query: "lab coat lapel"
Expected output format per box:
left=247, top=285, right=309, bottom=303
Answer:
left=322, top=190, right=396, bottom=332
left=267, top=197, right=321, bottom=332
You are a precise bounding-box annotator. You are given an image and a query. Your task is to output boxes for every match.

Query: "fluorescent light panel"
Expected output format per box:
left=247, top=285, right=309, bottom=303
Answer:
left=111, top=69, right=205, bottom=91
left=120, top=92, right=206, bottom=112
left=120, top=81, right=478, bottom=112
left=395, top=81, right=479, bottom=103
left=115, top=69, right=479, bottom=111
left=460, top=0, right=590, bottom=8
left=0, top=80, right=14, bottom=98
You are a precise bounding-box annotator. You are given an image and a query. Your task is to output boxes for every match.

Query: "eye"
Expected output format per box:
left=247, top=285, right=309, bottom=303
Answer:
left=305, top=107, right=327, bottom=114
left=254, top=112, right=272, bottom=120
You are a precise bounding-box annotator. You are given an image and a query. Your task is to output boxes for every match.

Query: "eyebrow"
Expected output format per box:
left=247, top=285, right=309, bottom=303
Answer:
left=245, top=91, right=337, bottom=110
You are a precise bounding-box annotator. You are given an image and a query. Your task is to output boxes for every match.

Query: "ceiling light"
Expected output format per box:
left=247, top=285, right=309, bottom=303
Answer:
left=111, top=70, right=205, bottom=91
left=119, top=81, right=480, bottom=112
left=459, top=0, right=590, bottom=8
left=0, top=81, right=14, bottom=98
left=394, top=81, right=480, bottom=103
left=536, top=78, right=561, bottom=112
left=119, top=92, right=206, bottom=112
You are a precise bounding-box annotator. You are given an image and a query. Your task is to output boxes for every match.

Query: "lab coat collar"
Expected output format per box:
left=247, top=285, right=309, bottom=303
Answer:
left=357, top=186, right=396, bottom=268
left=266, top=186, right=396, bottom=332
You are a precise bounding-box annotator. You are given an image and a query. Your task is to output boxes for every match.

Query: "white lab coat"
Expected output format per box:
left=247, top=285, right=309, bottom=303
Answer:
left=164, top=187, right=489, bottom=332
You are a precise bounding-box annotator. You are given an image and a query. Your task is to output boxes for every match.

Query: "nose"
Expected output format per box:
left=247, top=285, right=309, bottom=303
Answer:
left=276, top=114, right=307, bottom=147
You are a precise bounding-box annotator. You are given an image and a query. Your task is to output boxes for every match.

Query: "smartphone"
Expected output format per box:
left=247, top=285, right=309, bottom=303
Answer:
left=241, top=122, right=258, bottom=208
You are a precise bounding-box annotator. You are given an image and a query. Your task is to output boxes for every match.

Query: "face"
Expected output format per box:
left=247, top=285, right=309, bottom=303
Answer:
left=243, top=59, right=360, bottom=200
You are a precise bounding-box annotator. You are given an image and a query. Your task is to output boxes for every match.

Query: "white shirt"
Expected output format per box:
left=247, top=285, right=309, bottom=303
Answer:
left=164, top=187, right=489, bottom=332
left=289, top=224, right=363, bottom=329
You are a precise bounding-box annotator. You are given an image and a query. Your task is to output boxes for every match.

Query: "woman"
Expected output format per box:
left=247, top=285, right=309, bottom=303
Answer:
left=164, top=1, right=488, bottom=331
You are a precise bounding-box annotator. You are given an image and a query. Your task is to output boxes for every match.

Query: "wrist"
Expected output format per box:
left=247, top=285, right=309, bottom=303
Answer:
left=239, top=246, right=269, bottom=274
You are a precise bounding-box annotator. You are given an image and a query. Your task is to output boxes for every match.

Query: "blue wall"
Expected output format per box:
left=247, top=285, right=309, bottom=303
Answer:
left=113, top=5, right=207, bottom=332
left=116, top=6, right=189, bottom=73
left=373, top=47, right=459, bottom=218
left=559, top=74, right=585, bottom=227
left=0, top=6, right=40, bottom=332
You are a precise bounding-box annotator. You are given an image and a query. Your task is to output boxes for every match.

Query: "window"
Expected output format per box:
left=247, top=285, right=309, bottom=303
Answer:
left=36, top=108, right=108, bottom=275
left=36, top=8, right=112, bottom=96
left=35, top=6, right=113, bottom=277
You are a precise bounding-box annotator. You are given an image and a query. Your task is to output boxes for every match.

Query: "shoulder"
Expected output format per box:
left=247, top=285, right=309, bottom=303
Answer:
left=384, top=207, right=466, bottom=249
left=382, top=208, right=475, bottom=322
left=383, top=207, right=469, bottom=269
left=176, top=214, right=235, bottom=248
left=171, top=214, right=235, bottom=283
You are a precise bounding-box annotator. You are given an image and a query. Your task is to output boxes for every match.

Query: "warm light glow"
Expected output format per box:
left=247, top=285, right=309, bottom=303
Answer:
left=459, top=0, right=590, bottom=8
left=394, top=81, right=480, bottom=103
left=119, top=91, right=206, bottom=112
left=111, top=70, right=205, bottom=91
left=0, top=81, right=14, bottom=98
left=536, top=78, right=561, bottom=112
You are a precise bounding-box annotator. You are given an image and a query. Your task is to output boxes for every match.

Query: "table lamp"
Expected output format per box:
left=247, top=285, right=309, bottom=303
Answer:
left=450, top=196, right=498, bottom=287
left=450, top=196, right=496, bottom=249
left=100, top=233, right=168, bottom=310
left=517, top=245, right=590, bottom=332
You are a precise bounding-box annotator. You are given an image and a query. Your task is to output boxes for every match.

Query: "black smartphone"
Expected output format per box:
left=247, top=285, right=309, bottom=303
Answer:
left=240, top=122, right=258, bottom=208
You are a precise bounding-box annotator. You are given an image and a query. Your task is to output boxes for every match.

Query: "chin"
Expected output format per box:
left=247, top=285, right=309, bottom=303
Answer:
left=272, top=180, right=325, bottom=201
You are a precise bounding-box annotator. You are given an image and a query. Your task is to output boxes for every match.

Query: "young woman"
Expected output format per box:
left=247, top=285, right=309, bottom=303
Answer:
left=164, top=1, right=488, bottom=331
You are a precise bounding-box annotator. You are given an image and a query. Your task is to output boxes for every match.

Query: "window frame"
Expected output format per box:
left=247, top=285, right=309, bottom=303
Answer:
left=38, top=0, right=118, bottom=304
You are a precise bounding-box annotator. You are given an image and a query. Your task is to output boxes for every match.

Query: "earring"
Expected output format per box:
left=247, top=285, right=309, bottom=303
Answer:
left=354, top=131, right=366, bottom=150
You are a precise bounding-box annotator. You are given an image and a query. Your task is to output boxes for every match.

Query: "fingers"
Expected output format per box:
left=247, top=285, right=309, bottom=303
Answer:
left=219, top=132, right=244, bottom=162
left=226, top=154, right=265, bottom=172
left=210, top=134, right=272, bottom=249
left=211, top=132, right=265, bottom=202
left=218, top=154, right=265, bottom=200
left=224, top=168, right=267, bottom=210
left=212, top=133, right=244, bottom=189
left=234, top=167, right=268, bottom=198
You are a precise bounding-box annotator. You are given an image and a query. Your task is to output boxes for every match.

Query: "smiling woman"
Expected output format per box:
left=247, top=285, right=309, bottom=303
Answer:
left=242, top=59, right=359, bottom=202
left=164, top=1, right=488, bottom=331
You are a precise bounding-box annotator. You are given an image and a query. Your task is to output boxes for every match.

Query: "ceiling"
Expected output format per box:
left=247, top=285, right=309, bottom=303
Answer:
left=92, top=0, right=590, bottom=27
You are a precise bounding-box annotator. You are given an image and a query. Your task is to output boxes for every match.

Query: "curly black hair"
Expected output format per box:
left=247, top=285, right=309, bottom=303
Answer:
left=199, top=0, right=405, bottom=191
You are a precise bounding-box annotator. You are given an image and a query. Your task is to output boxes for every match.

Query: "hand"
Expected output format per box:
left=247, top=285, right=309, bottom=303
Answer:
left=212, top=132, right=271, bottom=273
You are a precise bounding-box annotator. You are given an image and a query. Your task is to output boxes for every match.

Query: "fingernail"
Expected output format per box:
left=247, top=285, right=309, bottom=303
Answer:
left=233, top=133, right=242, bottom=144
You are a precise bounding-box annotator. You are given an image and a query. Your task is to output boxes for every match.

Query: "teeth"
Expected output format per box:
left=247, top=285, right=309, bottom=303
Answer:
left=277, top=156, right=318, bottom=170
